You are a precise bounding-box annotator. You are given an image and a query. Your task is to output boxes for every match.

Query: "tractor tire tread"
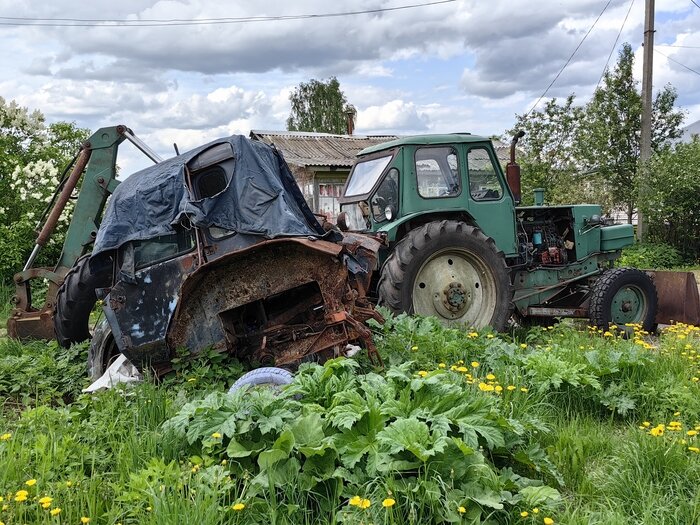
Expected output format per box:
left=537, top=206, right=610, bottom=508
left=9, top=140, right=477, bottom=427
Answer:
left=54, top=254, right=111, bottom=348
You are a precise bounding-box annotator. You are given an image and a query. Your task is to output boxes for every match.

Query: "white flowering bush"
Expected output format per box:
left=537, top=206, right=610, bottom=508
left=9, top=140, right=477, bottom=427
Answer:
left=0, top=97, right=89, bottom=282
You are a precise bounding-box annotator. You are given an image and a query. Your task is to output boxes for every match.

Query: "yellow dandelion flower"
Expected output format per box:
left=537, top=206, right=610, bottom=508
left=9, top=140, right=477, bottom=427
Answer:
left=65, top=481, right=73, bottom=487
left=471, top=361, right=479, bottom=368
left=232, top=503, right=245, bottom=511
left=478, top=382, right=495, bottom=392
left=411, top=345, right=418, bottom=351
left=456, top=366, right=468, bottom=373
left=520, top=343, right=527, bottom=349
left=81, top=518, right=91, bottom=524
left=507, top=385, right=516, bottom=391
left=521, top=511, right=529, bottom=517
left=211, top=432, right=222, bottom=439
left=349, top=495, right=362, bottom=506
left=689, top=447, right=700, bottom=453
left=533, top=507, right=539, bottom=514
left=520, top=387, right=529, bottom=393
left=458, top=506, right=466, bottom=514
left=486, top=373, right=496, bottom=380
left=25, top=479, right=37, bottom=487
left=438, top=363, right=446, bottom=369
left=674, top=411, right=681, bottom=416
left=642, top=421, right=651, bottom=427
left=487, top=334, right=495, bottom=339
left=649, top=426, right=664, bottom=437
left=50, top=508, right=62, bottom=516
left=687, top=430, right=698, bottom=437
left=359, top=498, right=371, bottom=509
left=39, top=496, right=53, bottom=505
left=382, top=498, right=396, bottom=508
left=0, top=433, right=11, bottom=441
left=495, top=385, right=503, bottom=393
left=544, top=518, right=554, bottom=525
left=417, top=370, right=428, bottom=377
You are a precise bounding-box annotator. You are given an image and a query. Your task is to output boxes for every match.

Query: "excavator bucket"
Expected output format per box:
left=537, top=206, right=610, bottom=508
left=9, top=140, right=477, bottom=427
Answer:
left=649, top=271, right=700, bottom=326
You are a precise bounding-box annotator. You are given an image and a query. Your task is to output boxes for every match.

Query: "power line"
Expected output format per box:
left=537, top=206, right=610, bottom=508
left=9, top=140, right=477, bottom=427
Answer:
left=596, top=0, right=635, bottom=89
left=525, top=0, right=612, bottom=117
left=656, top=44, right=700, bottom=49
left=654, top=48, right=700, bottom=77
left=0, top=0, right=456, bottom=27
left=691, top=0, right=700, bottom=9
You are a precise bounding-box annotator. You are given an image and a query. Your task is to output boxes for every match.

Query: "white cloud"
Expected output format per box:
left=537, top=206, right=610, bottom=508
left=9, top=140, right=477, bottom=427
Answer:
left=0, top=0, right=696, bottom=148
left=357, top=99, right=429, bottom=133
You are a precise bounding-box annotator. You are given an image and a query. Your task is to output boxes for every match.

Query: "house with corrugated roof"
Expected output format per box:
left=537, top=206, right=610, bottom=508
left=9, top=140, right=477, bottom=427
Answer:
left=250, top=130, right=513, bottom=222
left=250, top=130, right=397, bottom=222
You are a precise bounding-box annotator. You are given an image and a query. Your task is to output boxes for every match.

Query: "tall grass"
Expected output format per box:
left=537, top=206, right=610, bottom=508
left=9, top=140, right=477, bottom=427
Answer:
left=0, top=315, right=698, bottom=524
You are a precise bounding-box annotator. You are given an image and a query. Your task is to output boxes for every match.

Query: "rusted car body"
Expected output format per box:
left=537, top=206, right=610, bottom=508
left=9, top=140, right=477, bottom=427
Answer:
left=91, top=135, right=383, bottom=375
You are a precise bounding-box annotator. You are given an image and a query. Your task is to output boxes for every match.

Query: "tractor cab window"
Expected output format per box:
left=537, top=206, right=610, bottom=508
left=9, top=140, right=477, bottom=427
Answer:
left=345, top=155, right=392, bottom=197
left=129, top=229, right=195, bottom=270
left=415, top=147, right=460, bottom=198
left=371, top=168, right=399, bottom=222
left=467, top=147, right=502, bottom=201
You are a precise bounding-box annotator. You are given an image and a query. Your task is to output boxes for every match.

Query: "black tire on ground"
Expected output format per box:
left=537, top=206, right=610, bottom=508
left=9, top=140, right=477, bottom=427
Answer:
left=54, top=254, right=112, bottom=348
left=228, top=367, right=294, bottom=394
left=378, top=220, right=513, bottom=330
left=589, top=268, right=658, bottom=332
left=87, top=318, right=119, bottom=381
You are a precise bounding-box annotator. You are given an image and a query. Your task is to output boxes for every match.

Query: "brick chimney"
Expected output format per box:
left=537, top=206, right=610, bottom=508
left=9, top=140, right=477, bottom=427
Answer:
left=345, top=105, right=357, bottom=135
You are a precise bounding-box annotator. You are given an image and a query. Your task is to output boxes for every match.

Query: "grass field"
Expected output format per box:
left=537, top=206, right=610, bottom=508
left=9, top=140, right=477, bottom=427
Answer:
left=0, top=312, right=699, bottom=525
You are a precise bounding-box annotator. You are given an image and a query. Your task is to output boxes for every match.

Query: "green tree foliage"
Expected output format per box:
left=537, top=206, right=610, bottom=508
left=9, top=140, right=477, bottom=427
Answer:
left=509, top=44, right=685, bottom=221
left=0, top=97, right=90, bottom=283
left=641, top=138, right=700, bottom=260
left=286, top=77, right=352, bottom=134
left=577, top=44, right=684, bottom=222
left=508, top=96, right=594, bottom=206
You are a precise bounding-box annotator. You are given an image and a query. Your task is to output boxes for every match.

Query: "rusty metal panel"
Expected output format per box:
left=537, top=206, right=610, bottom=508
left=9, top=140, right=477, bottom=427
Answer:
left=650, top=271, right=700, bottom=326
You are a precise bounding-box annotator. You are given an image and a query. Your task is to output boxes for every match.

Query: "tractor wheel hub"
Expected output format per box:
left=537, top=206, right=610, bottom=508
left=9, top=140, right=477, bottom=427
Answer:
left=443, top=281, right=468, bottom=312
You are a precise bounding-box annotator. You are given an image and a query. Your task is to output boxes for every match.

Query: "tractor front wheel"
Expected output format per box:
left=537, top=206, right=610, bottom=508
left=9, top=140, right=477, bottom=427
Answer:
left=589, top=268, right=657, bottom=333
left=378, top=221, right=512, bottom=330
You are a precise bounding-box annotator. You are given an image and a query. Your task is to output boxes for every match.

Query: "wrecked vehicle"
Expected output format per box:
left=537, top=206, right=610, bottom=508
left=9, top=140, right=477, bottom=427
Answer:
left=8, top=127, right=382, bottom=381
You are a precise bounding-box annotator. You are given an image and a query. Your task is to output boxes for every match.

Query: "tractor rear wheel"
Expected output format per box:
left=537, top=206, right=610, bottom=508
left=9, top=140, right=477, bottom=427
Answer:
left=54, top=254, right=112, bottom=348
left=378, top=220, right=512, bottom=330
left=589, top=268, right=657, bottom=333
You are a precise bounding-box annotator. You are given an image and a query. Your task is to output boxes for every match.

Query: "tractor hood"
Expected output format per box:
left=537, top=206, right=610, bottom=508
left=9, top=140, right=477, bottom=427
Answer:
left=92, top=135, right=328, bottom=256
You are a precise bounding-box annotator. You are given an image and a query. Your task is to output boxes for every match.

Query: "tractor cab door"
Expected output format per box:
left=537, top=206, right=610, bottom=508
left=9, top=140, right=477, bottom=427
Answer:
left=464, top=145, right=518, bottom=256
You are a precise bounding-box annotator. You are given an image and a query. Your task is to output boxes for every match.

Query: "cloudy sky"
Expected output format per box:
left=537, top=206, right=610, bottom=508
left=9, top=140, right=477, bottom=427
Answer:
left=1, top=0, right=698, bottom=174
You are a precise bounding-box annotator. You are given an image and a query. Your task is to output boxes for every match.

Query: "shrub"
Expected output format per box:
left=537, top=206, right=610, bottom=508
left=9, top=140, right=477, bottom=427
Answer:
left=617, top=242, right=683, bottom=269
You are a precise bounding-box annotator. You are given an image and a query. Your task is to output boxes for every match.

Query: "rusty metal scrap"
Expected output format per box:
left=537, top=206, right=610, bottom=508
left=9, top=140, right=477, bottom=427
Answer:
left=108, top=234, right=384, bottom=375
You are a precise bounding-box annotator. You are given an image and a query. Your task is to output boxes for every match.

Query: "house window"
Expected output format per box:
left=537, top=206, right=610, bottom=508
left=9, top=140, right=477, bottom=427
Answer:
left=317, top=181, right=345, bottom=223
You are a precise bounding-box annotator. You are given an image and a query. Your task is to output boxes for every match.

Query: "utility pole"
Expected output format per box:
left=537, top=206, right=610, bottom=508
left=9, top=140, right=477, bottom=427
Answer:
left=638, top=0, right=655, bottom=241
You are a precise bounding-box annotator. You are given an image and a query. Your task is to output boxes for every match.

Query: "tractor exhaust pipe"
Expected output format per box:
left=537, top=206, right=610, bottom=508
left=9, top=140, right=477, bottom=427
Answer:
left=506, top=130, right=525, bottom=205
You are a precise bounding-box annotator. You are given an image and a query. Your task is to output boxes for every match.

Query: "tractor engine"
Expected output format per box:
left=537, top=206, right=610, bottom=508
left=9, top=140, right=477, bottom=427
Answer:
left=517, top=209, right=575, bottom=267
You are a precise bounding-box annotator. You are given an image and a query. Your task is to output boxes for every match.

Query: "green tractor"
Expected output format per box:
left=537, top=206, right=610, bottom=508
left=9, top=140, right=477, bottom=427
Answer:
left=336, top=131, right=695, bottom=331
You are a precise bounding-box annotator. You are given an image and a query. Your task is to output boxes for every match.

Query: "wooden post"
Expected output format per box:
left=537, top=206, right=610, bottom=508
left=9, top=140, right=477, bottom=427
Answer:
left=638, top=0, right=655, bottom=241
